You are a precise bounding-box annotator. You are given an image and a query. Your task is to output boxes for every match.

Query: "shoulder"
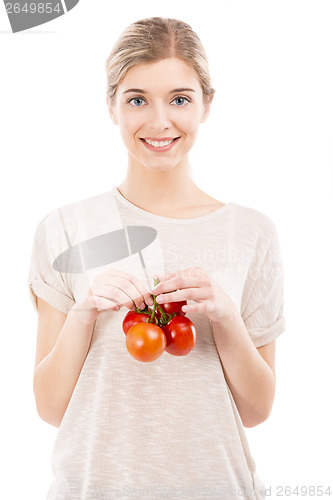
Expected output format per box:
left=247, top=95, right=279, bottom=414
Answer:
left=229, top=202, right=280, bottom=243
left=47, top=189, right=112, bottom=220
left=35, top=189, right=113, bottom=233
left=31, top=190, right=116, bottom=257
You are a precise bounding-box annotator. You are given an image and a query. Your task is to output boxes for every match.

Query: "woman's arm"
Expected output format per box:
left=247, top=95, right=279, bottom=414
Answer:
left=33, top=298, right=96, bottom=427
left=33, top=268, right=152, bottom=427
left=152, top=267, right=277, bottom=428
left=211, top=314, right=276, bottom=428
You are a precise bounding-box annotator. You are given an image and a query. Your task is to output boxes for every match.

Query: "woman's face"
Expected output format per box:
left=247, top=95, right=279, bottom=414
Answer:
left=107, top=57, right=211, bottom=172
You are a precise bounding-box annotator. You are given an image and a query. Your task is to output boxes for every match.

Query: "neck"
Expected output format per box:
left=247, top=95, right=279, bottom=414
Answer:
left=117, top=155, right=204, bottom=213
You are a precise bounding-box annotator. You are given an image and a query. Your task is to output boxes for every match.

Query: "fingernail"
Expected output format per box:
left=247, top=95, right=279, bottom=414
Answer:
left=139, top=303, right=146, bottom=310
left=146, top=297, right=154, bottom=306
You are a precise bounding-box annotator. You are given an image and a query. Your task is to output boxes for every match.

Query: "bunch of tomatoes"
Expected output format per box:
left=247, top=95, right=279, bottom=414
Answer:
left=122, top=279, right=197, bottom=363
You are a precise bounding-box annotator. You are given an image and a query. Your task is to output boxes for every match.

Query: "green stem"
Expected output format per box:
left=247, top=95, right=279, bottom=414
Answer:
left=149, top=294, right=157, bottom=323
left=153, top=277, right=160, bottom=288
left=135, top=305, right=149, bottom=314
left=145, top=277, right=178, bottom=326
left=154, top=302, right=172, bottom=324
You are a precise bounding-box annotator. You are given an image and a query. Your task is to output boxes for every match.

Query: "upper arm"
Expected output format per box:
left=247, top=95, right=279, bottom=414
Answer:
left=242, top=220, right=286, bottom=348
left=34, top=296, right=68, bottom=371
left=257, top=340, right=276, bottom=379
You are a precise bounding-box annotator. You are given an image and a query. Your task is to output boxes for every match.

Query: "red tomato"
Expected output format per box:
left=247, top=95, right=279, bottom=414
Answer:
left=151, top=300, right=187, bottom=328
left=162, top=316, right=197, bottom=356
left=160, top=300, right=187, bottom=317
left=126, top=323, right=167, bottom=362
left=149, top=305, right=163, bottom=324
left=122, top=311, right=152, bottom=335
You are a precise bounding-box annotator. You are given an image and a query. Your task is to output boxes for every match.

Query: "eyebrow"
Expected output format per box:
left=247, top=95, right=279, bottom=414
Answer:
left=122, top=88, right=196, bottom=94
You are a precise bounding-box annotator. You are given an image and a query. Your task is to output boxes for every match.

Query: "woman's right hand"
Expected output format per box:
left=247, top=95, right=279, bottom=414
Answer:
left=69, top=267, right=153, bottom=325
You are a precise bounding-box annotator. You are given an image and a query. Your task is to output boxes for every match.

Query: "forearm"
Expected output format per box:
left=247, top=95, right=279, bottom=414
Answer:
left=211, top=312, right=276, bottom=428
left=33, top=310, right=96, bottom=427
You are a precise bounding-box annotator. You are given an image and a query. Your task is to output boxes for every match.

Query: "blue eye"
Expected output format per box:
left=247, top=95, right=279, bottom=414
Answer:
left=172, top=96, right=190, bottom=106
left=128, top=97, right=145, bottom=107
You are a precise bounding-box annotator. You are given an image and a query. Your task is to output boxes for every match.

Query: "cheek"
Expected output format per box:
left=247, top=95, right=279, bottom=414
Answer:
left=118, top=113, right=143, bottom=140
left=178, top=109, right=202, bottom=135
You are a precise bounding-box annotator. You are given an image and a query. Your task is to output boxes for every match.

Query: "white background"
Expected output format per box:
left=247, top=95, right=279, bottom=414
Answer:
left=1, top=1, right=332, bottom=499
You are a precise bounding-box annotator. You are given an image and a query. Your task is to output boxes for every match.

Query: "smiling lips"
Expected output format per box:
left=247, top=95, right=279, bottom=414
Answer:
left=140, top=136, right=180, bottom=151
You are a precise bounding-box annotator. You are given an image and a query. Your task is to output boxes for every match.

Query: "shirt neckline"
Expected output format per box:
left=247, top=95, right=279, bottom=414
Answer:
left=111, top=186, right=235, bottom=224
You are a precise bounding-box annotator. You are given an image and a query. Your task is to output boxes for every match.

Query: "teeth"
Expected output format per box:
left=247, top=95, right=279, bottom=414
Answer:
left=144, top=139, right=175, bottom=147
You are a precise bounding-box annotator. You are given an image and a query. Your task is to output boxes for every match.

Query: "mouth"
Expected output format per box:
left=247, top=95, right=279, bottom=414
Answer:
left=140, top=137, right=180, bottom=152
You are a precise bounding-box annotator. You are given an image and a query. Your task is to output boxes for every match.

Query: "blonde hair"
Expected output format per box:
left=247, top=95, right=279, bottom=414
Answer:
left=106, top=17, right=215, bottom=104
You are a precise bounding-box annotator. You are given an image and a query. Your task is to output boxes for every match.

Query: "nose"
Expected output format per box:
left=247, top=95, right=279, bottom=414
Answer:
left=149, top=102, right=172, bottom=132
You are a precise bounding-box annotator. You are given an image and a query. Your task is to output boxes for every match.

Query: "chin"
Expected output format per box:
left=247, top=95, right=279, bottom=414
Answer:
left=145, top=162, right=177, bottom=171
left=132, top=155, right=180, bottom=172
left=142, top=152, right=189, bottom=171
left=128, top=148, right=187, bottom=172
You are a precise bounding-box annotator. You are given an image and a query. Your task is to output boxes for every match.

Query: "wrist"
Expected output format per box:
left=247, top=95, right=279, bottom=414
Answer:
left=210, top=311, right=246, bottom=353
left=69, top=300, right=99, bottom=327
left=210, top=307, right=240, bottom=329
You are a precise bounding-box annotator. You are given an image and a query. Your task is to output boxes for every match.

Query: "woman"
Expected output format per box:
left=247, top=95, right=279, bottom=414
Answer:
left=28, top=17, right=286, bottom=500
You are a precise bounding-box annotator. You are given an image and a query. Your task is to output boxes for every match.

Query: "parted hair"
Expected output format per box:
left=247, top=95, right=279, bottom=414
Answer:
left=106, top=17, right=215, bottom=103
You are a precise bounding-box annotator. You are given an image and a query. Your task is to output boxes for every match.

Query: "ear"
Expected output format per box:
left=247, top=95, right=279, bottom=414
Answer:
left=200, top=96, right=212, bottom=124
left=106, top=95, right=118, bottom=125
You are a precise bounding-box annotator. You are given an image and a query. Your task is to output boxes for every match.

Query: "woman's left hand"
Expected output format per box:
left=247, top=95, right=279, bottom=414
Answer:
left=150, top=267, right=238, bottom=324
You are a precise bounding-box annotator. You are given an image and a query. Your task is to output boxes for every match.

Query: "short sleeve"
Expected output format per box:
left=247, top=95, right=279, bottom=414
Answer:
left=241, top=222, right=286, bottom=347
left=27, top=216, right=76, bottom=314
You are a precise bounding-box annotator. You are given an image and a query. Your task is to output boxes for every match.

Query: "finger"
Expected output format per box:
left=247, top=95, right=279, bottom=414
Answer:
left=154, top=272, right=176, bottom=283
left=182, top=302, right=210, bottom=314
left=100, top=273, right=150, bottom=309
left=116, top=273, right=155, bottom=307
left=152, top=272, right=209, bottom=296
left=105, top=277, right=144, bottom=308
left=92, top=284, right=138, bottom=311
left=93, top=296, right=121, bottom=312
left=116, top=271, right=153, bottom=306
left=155, top=286, right=211, bottom=304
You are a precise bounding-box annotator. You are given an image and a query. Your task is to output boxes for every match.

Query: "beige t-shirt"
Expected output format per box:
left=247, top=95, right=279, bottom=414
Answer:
left=28, top=186, right=286, bottom=500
